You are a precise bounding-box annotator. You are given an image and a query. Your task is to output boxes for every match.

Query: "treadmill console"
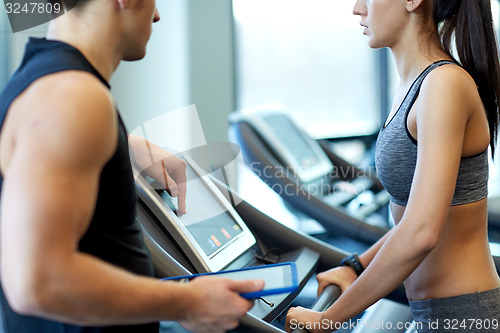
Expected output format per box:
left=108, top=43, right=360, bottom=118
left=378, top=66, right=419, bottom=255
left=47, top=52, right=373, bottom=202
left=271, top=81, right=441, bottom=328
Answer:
left=230, top=105, right=334, bottom=184
left=134, top=155, right=256, bottom=273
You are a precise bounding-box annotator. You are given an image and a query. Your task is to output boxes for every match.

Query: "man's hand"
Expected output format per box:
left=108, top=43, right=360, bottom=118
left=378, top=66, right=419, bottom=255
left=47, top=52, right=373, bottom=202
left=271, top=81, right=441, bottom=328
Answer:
left=179, top=276, right=264, bottom=333
left=128, top=135, right=187, bottom=215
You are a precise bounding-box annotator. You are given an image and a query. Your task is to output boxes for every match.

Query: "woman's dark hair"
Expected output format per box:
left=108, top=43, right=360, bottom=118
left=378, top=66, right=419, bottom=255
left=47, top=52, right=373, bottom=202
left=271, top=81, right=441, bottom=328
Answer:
left=434, top=0, right=500, bottom=155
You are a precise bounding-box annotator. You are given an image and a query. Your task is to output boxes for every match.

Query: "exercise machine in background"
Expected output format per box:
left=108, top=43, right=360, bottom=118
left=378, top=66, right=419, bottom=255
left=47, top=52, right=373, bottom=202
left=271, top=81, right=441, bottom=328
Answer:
left=229, top=104, right=391, bottom=246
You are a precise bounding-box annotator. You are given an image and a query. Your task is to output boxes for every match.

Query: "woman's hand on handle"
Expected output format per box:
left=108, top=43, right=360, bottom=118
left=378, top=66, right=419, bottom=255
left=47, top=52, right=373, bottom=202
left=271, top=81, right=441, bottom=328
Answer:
left=285, top=307, right=326, bottom=333
left=316, top=266, right=357, bottom=296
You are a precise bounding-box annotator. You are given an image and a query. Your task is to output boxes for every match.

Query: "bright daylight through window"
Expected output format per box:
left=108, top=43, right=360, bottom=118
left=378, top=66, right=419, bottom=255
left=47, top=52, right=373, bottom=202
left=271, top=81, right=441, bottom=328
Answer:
left=233, top=0, right=381, bottom=139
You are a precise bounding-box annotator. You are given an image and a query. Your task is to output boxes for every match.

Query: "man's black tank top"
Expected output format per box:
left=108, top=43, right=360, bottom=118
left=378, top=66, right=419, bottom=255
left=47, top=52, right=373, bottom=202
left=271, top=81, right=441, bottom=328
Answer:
left=0, top=38, right=159, bottom=333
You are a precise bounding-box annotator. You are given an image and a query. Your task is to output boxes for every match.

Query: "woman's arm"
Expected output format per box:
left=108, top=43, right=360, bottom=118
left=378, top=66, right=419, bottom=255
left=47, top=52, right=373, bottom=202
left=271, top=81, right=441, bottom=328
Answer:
left=316, top=229, right=393, bottom=295
left=286, top=65, right=476, bottom=333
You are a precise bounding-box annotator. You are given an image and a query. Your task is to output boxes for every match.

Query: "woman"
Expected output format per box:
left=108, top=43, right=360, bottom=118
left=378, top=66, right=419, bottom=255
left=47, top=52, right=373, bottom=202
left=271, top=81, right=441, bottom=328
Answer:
left=285, top=1, right=500, bottom=332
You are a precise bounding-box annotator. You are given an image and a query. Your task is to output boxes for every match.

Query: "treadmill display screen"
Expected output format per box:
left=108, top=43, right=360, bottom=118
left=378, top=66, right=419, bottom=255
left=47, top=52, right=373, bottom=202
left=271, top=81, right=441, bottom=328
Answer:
left=264, top=114, right=320, bottom=170
left=159, top=164, right=243, bottom=257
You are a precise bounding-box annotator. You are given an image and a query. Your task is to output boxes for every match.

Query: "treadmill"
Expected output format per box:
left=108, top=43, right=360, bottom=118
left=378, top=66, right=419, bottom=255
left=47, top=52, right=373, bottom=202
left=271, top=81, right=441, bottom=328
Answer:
left=229, top=104, right=391, bottom=245
left=133, top=150, right=412, bottom=333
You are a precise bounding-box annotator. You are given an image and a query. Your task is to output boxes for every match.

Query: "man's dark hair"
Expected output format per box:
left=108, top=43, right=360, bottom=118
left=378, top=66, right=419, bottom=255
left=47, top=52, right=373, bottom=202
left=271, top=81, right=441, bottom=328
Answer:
left=47, top=0, right=91, bottom=12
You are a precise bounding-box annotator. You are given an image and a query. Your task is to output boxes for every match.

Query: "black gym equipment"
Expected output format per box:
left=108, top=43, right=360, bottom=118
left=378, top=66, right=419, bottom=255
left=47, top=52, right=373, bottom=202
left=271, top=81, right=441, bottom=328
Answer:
left=133, top=153, right=409, bottom=333
left=229, top=106, right=391, bottom=245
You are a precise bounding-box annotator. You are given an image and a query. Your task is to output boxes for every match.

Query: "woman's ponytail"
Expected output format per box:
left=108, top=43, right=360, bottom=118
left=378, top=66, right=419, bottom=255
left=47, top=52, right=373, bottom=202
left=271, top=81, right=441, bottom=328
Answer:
left=435, top=0, right=500, bottom=154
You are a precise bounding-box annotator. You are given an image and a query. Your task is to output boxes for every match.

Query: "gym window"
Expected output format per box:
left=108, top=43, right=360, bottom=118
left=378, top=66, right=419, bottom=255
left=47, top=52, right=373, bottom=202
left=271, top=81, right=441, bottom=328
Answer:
left=233, top=0, right=382, bottom=141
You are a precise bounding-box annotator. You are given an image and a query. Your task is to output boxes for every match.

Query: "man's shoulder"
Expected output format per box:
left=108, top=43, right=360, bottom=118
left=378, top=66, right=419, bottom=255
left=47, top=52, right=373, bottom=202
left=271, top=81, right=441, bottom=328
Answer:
left=17, top=70, right=115, bottom=128
left=30, top=70, right=112, bottom=105
left=8, top=71, right=118, bottom=170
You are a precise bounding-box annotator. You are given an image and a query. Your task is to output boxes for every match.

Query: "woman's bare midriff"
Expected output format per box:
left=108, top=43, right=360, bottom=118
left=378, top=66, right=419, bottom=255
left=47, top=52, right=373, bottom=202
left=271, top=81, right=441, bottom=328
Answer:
left=390, top=199, right=500, bottom=301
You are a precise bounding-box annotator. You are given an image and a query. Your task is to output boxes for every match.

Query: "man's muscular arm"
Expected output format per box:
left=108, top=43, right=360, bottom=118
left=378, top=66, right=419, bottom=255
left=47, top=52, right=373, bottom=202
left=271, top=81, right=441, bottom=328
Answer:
left=0, top=72, right=261, bottom=331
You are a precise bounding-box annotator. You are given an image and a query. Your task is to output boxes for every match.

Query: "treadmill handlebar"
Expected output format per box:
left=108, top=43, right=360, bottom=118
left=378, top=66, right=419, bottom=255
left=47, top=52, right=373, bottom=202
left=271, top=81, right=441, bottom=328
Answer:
left=290, top=285, right=341, bottom=333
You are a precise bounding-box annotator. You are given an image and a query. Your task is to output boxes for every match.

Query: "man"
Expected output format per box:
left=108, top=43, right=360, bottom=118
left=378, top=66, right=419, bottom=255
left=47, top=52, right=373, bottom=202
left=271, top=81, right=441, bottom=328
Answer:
left=0, top=0, right=263, bottom=332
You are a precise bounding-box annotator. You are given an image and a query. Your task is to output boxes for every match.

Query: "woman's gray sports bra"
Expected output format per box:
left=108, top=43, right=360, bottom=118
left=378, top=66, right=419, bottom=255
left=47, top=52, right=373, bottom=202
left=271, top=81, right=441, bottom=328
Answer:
left=375, top=60, right=489, bottom=206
